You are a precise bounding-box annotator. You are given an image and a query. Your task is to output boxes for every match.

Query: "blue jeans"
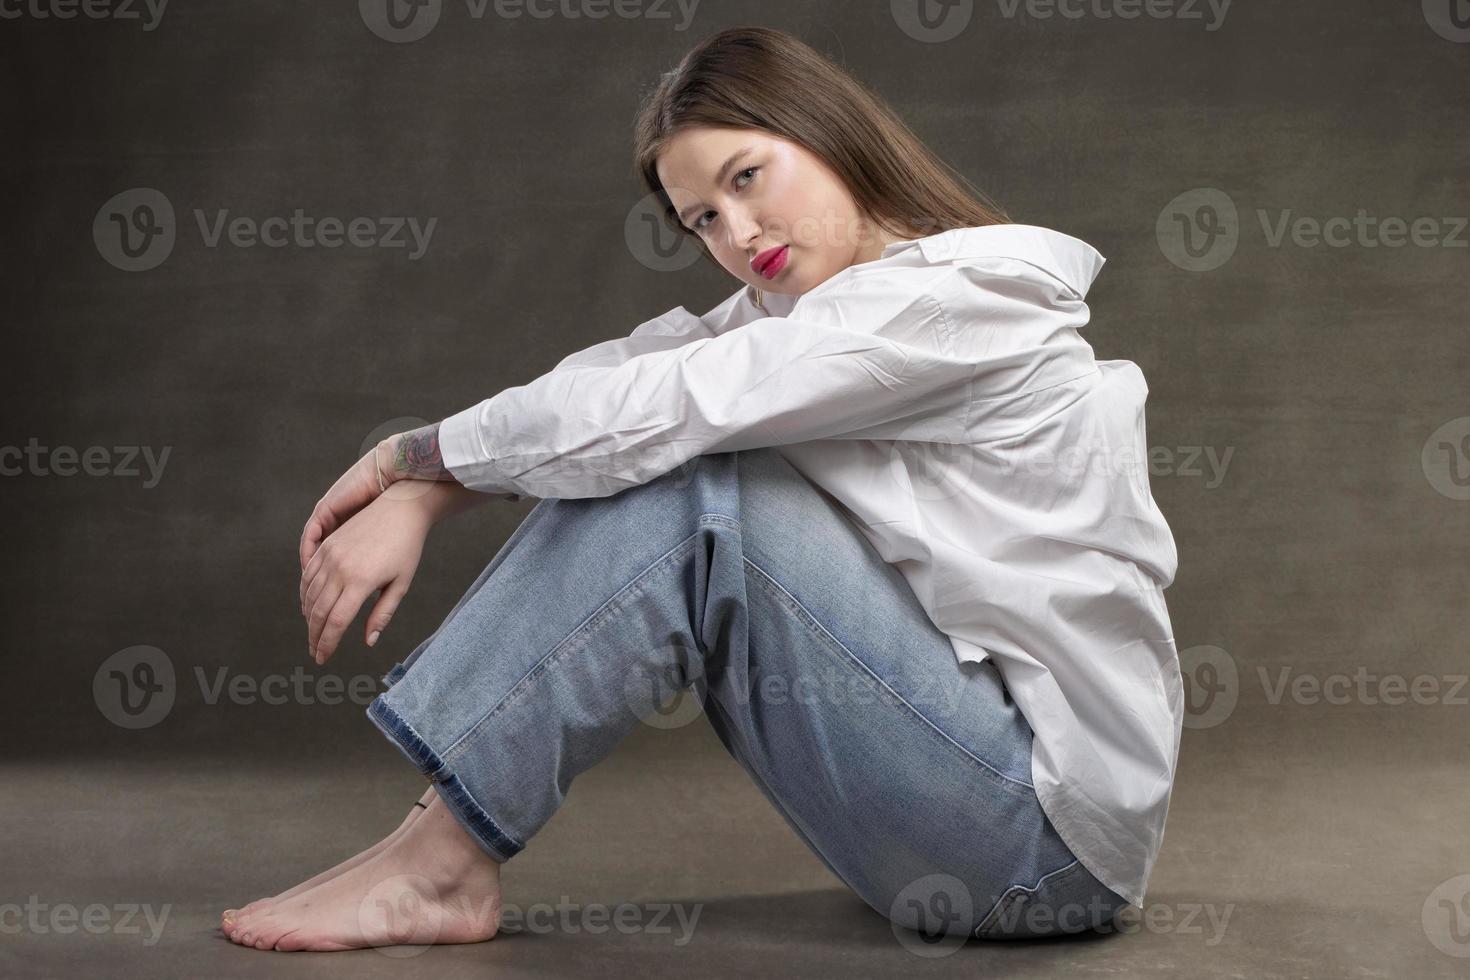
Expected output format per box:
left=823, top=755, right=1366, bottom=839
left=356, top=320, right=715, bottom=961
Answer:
left=366, top=447, right=1128, bottom=941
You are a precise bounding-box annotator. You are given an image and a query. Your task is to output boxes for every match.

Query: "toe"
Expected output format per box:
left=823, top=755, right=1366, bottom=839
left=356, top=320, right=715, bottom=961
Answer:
left=273, top=928, right=309, bottom=952
left=250, top=914, right=292, bottom=951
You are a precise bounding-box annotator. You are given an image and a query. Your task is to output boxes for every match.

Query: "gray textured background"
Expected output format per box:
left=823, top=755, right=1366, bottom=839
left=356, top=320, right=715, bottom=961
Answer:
left=5, top=2, right=1470, bottom=976
left=3, top=0, right=1468, bottom=868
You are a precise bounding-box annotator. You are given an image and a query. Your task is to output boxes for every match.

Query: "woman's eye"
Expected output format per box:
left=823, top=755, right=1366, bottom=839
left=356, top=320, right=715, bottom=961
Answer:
left=691, top=168, right=757, bottom=232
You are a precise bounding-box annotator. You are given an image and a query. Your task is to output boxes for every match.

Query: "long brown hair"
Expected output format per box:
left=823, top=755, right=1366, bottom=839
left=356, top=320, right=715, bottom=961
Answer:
left=633, top=26, right=1011, bottom=265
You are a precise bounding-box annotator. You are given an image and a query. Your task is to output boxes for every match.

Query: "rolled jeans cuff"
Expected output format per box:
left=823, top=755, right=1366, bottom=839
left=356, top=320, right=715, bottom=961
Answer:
left=366, top=692, right=523, bottom=864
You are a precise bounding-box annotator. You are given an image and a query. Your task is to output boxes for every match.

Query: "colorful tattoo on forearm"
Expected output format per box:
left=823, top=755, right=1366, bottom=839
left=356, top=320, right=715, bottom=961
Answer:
left=390, top=423, right=454, bottom=481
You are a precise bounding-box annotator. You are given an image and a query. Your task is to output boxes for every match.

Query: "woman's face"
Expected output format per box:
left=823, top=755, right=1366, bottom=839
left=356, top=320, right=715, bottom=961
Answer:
left=656, top=126, right=904, bottom=297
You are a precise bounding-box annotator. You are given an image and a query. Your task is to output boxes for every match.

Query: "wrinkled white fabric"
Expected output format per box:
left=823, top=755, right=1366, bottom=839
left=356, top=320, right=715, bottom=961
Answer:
left=439, top=223, right=1182, bottom=907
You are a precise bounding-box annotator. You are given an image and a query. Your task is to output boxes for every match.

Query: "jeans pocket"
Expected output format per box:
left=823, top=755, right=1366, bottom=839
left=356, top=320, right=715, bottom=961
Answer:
left=973, top=858, right=1128, bottom=941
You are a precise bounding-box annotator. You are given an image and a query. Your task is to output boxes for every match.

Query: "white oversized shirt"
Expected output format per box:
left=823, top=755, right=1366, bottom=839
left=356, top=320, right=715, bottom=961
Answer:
left=438, top=223, right=1182, bottom=907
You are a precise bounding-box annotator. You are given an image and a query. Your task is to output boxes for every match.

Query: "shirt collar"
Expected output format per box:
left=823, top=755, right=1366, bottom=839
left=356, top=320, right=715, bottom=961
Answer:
left=900, top=224, right=1106, bottom=299
left=880, top=237, right=923, bottom=258
left=743, top=223, right=1104, bottom=312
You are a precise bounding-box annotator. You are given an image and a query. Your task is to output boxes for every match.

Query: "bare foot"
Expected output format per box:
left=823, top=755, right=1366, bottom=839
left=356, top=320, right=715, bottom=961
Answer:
left=221, top=785, right=436, bottom=939
left=223, top=790, right=503, bottom=952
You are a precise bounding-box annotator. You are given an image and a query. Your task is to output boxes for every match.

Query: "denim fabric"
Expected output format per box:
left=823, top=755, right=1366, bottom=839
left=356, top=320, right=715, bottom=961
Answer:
left=366, top=447, right=1128, bottom=940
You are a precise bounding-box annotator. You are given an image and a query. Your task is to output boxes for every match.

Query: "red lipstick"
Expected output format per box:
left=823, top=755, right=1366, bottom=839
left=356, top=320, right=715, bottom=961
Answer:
left=751, top=245, right=788, bottom=280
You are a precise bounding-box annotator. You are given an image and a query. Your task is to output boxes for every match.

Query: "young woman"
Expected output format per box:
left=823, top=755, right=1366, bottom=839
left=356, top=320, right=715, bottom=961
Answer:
left=222, top=26, right=1180, bottom=952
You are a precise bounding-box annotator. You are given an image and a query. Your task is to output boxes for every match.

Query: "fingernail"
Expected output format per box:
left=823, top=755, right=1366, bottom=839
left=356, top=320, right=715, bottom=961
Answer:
left=368, top=630, right=380, bottom=647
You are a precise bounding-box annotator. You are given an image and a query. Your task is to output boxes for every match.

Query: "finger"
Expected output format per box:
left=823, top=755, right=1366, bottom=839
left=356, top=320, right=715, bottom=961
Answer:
left=299, top=499, right=342, bottom=570
left=299, top=516, right=323, bottom=572
left=300, top=540, right=336, bottom=616
left=303, top=557, right=333, bottom=627
left=308, top=578, right=345, bottom=663
left=364, top=580, right=410, bottom=648
left=317, top=586, right=371, bottom=664
left=301, top=546, right=326, bottom=616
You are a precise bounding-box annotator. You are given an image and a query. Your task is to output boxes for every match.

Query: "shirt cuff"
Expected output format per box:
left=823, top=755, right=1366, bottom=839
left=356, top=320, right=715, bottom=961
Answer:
left=438, top=402, right=515, bottom=497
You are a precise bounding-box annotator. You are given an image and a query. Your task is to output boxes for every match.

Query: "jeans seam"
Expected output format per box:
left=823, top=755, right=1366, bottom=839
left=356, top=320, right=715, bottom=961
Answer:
left=740, top=555, right=1037, bottom=797
left=973, top=857, right=1087, bottom=939
left=440, top=528, right=705, bottom=765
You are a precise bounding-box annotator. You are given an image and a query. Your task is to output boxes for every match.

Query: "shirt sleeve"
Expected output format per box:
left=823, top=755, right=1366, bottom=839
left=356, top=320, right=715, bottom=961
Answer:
left=543, top=304, right=717, bottom=373
left=437, top=273, right=979, bottom=499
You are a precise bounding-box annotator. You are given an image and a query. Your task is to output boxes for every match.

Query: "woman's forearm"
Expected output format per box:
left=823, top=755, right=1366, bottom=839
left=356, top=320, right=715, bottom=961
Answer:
left=374, top=426, right=521, bottom=523
left=381, top=423, right=456, bottom=482
left=410, top=478, right=503, bottom=524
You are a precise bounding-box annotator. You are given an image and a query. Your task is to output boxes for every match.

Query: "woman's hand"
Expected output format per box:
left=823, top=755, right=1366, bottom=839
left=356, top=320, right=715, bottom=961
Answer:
left=299, top=442, right=390, bottom=574
left=299, top=480, right=434, bottom=665
left=299, top=425, right=455, bottom=573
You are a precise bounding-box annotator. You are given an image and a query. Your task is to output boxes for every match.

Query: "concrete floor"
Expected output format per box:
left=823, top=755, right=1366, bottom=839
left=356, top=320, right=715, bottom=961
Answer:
left=5, top=703, right=1466, bottom=979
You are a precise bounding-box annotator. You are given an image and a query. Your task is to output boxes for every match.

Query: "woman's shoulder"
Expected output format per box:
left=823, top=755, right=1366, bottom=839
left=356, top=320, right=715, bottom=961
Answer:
left=905, top=223, right=1107, bottom=303
left=684, top=222, right=1107, bottom=338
